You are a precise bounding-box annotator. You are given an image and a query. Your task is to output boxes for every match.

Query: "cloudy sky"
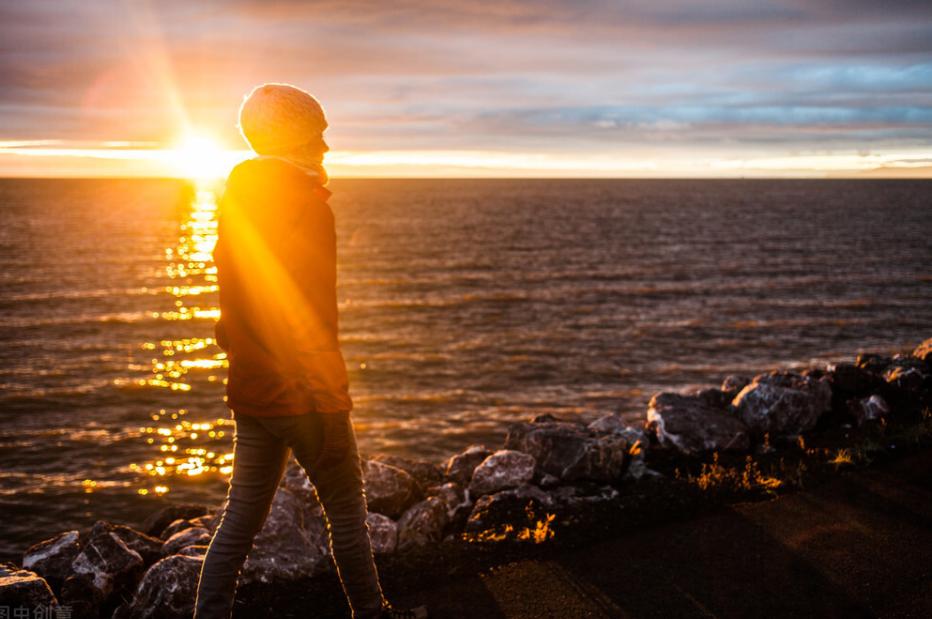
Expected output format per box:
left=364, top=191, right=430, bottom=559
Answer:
left=1, top=0, right=930, bottom=177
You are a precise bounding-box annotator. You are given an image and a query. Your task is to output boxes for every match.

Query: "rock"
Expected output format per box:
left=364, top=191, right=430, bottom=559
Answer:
left=468, top=450, right=536, bottom=496
left=241, top=487, right=328, bottom=584
left=160, top=518, right=195, bottom=541
left=913, top=338, right=932, bottom=365
left=587, top=415, right=650, bottom=480
left=855, top=353, right=893, bottom=375
left=721, top=375, right=752, bottom=397
left=539, top=474, right=561, bottom=488
left=425, top=482, right=469, bottom=519
left=397, top=497, right=448, bottom=551
left=465, top=485, right=554, bottom=533
left=695, top=387, right=729, bottom=408
left=828, top=363, right=882, bottom=396
left=366, top=513, right=398, bottom=554
left=63, top=521, right=144, bottom=617
left=140, top=503, right=209, bottom=538
left=550, top=485, right=620, bottom=509
left=731, top=371, right=832, bottom=437
left=114, top=555, right=202, bottom=619
left=282, top=458, right=317, bottom=503
left=188, top=515, right=214, bottom=530
left=22, top=530, right=81, bottom=592
left=884, top=365, right=926, bottom=393
left=161, top=527, right=210, bottom=556
left=176, top=545, right=209, bottom=558
left=505, top=421, right=628, bottom=482
left=647, top=392, right=750, bottom=455
left=111, top=525, right=163, bottom=568
left=0, top=562, right=58, bottom=609
left=444, top=445, right=492, bottom=485
left=362, top=460, right=420, bottom=518
left=849, top=394, right=891, bottom=426
left=374, top=454, right=444, bottom=490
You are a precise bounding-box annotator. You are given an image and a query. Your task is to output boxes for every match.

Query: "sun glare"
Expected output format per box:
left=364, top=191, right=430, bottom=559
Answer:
left=170, top=133, right=229, bottom=180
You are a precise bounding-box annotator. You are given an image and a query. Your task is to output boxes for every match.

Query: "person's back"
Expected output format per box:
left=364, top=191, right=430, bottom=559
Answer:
left=194, top=83, right=426, bottom=619
left=214, top=155, right=351, bottom=417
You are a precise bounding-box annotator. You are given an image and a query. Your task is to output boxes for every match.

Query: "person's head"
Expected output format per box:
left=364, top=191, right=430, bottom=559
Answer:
left=238, top=83, right=329, bottom=166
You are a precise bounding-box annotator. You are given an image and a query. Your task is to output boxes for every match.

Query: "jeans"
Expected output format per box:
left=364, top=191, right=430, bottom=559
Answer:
left=194, top=411, right=386, bottom=619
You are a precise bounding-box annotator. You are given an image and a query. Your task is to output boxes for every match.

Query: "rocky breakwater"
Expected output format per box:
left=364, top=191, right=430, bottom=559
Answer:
left=3, top=337, right=931, bottom=618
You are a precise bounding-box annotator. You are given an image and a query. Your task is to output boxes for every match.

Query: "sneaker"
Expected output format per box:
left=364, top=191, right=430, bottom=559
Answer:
left=379, top=604, right=429, bottom=619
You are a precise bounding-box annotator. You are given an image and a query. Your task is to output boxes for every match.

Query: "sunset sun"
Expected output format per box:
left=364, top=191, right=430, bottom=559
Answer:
left=170, top=132, right=230, bottom=180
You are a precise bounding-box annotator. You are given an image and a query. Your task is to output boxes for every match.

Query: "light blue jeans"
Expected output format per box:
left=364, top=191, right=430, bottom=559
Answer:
left=194, top=411, right=386, bottom=618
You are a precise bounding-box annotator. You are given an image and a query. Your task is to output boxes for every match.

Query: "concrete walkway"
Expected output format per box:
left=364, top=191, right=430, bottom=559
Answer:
left=393, top=450, right=932, bottom=618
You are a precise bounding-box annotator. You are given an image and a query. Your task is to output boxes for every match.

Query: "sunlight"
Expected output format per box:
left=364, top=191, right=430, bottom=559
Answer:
left=169, top=133, right=229, bottom=180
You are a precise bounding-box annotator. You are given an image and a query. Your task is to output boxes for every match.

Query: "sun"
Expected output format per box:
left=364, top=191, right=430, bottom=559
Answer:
left=169, top=133, right=230, bottom=180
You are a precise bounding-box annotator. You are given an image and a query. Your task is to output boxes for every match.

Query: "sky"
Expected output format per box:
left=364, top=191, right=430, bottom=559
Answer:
left=1, top=0, right=931, bottom=178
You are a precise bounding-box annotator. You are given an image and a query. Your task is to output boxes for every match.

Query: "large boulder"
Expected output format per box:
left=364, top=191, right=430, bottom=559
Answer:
left=161, top=527, right=211, bottom=556
left=647, top=392, right=750, bottom=455
left=397, top=497, right=448, bottom=551
left=140, top=503, right=210, bottom=538
left=828, top=363, right=882, bottom=397
left=373, top=454, right=444, bottom=490
left=113, top=554, right=202, bottom=619
left=444, top=445, right=492, bottom=485
left=731, top=371, right=832, bottom=437
left=0, top=562, right=57, bottom=609
left=366, top=513, right=398, bottom=554
left=241, top=487, right=329, bottom=584
left=62, top=521, right=144, bottom=617
left=468, top=450, right=536, bottom=497
left=362, top=460, right=420, bottom=518
left=505, top=420, right=628, bottom=482
left=22, top=530, right=81, bottom=593
left=465, top=485, right=554, bottom=533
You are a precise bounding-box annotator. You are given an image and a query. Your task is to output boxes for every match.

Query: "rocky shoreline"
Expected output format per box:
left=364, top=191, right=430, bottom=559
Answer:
left=2, top=337, right=931, bottom=618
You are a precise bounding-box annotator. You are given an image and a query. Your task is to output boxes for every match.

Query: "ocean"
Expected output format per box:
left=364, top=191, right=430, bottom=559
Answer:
left=0, top=177, right=929, bottom=559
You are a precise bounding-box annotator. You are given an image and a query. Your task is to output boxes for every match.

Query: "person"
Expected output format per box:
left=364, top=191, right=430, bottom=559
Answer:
left=194, top=83, right=426, bottom=619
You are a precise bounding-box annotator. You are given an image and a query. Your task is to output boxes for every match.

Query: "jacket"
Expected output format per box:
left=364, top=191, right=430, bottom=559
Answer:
left=213, top=156, right=352, bottom=416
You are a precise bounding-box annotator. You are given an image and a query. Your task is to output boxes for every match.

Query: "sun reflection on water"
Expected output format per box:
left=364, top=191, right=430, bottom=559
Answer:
left=124, top=183, right=236, bottom=496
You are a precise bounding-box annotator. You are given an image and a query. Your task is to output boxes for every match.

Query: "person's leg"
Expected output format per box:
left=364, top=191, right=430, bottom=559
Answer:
left=287, top=413, right=386, bottom=619
left=194, top=412, right=289, bottom=619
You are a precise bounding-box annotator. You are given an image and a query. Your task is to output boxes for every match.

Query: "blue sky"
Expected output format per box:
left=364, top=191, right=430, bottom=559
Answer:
left=0, top=0, right=930, bottom=176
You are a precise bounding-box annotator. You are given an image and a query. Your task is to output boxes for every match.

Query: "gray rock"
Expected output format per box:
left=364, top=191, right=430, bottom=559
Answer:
left=849, top=394, right=891, bottom=426
left=397, top=497, right=448, bottom=551
left=115, top=555, right=202, bottom=619
left=721, top=375, right=752, bottom=397
left=22, top=530, right=81, bottom=592
left=425, top=482, right=469, bottom=519
left=731, top=371, right=832, bottom=437
left=111, top=525, right=163, bottom=568
left=505, top=420, right=628, bottom=482
left=373, top=454, right=444, bottom=490
left=362, top=460, right=420, bottom=518
left=0, top=562, right=58, bottom=609
left=241, top=487, right=329, bottom=584
left=884, top=365, right=926, bottom=393
left=444, top=445, right=492, bottom=485
left=160, top=518, right=195, bottom=541
left=468, top=450, right=536, bottom=496
left=647, top=392, right=750, bottom=455
left=466, top=485, right=554, bottom=533
left=176, top=545, right=209, bottom=558
left=366, top=513, right=398, bottom=554
left=63, top=521, right=144, bottom=617
left=587, top=415, right=650, bottom=480
left=140, top=503, right=210, bottom=538
left=161, top=527, right=210, bottom=556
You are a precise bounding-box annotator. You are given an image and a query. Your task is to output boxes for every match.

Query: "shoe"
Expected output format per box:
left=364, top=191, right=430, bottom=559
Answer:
left=379, top=604, right=428, bottom=619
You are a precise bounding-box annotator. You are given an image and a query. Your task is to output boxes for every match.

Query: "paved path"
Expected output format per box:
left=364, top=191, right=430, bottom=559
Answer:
left=394, top=450, right=932, bottom=618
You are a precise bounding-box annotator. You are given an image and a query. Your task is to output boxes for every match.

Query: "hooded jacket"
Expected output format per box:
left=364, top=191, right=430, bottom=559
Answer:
left=213, top=156, right=352, bottom=416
